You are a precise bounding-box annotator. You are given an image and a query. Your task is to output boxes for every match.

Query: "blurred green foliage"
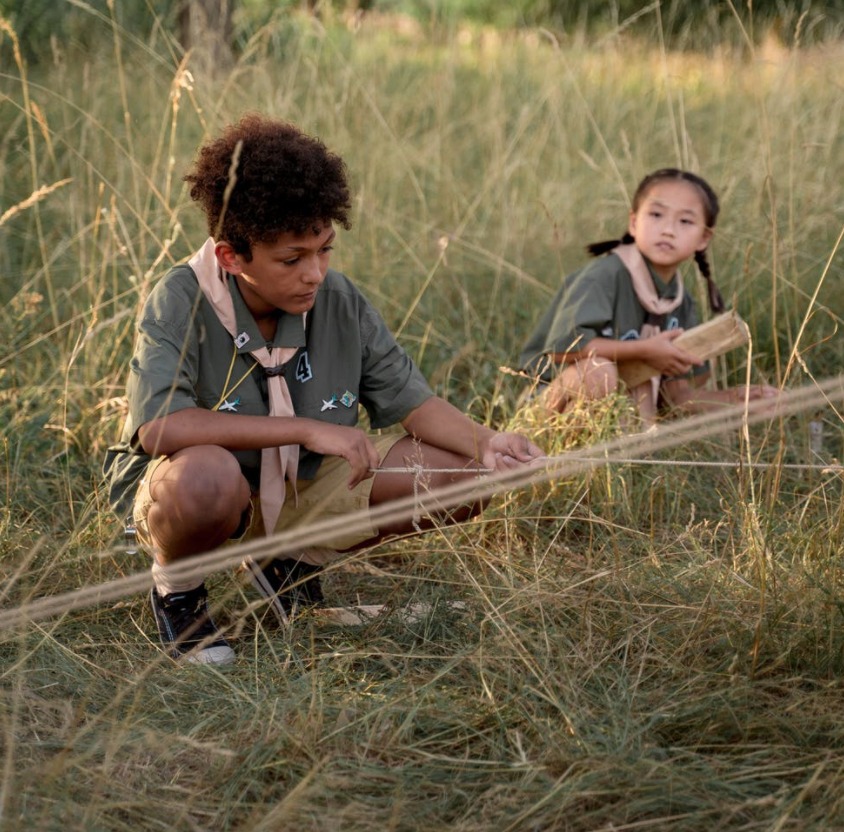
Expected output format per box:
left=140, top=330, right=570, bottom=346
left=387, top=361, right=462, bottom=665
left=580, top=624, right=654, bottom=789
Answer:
left=0, top=0, right=173, bottom=62
left=406, top=0, right=843, bottom=44
left=1, top=0, right=841, bottom=67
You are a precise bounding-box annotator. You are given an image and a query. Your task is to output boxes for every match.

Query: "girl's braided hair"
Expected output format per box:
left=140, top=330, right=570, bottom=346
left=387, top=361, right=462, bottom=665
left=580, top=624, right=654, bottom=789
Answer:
left=587, top=168, right=725, bottom=313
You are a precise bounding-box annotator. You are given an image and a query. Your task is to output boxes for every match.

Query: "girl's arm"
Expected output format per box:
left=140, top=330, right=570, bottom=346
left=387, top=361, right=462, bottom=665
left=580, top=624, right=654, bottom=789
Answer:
left=401, top=397, right=544, bottom=472
left=552, top=332, right=704, bottom=377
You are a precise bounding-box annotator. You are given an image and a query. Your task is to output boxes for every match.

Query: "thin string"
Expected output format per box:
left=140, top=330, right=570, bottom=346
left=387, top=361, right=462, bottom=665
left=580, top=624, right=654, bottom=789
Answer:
left=372, top=457, right=842, bottom=533
left=374, top=459, right=842, bottom=475
left=572, top=458, right=842, bottom=472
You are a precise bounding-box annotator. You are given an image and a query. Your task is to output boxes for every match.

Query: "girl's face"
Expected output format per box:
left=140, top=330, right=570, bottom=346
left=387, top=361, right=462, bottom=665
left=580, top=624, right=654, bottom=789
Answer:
left=628, top=180, right=713, bottom=281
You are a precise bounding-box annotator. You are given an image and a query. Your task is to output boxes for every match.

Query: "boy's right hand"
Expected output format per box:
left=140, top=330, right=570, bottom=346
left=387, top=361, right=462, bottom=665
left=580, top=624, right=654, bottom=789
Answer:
left=298, top=420, right=381, bottom=488
left=641, top=330, right=703, bottom=376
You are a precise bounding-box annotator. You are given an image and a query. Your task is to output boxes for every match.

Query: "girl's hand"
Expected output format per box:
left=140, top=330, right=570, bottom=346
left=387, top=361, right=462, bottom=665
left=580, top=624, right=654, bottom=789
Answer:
left=641, top=330, right=703, bottom=376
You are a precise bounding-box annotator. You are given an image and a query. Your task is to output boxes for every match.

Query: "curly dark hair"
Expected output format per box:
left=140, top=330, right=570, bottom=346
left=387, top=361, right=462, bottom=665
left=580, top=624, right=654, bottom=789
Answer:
left=184, top=113, right=352, bottom=258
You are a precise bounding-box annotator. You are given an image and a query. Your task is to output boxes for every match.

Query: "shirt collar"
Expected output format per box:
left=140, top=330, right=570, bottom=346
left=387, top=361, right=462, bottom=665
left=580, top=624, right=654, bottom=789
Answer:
left=227, top=273, right=307, bottom=353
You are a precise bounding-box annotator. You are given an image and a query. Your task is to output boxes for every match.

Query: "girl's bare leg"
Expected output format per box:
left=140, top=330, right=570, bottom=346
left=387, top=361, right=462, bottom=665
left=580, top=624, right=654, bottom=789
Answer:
left=543, top=356, right=619, bottom=413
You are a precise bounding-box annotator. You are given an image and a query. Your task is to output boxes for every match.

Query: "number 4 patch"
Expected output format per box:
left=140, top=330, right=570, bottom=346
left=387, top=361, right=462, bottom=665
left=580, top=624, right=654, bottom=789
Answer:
left=295, top=350, right=313, bottom=382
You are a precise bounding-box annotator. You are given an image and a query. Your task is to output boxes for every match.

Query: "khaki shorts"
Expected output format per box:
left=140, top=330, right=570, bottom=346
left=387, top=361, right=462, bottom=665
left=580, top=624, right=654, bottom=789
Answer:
left=273, top=431, right=404, bottom=551
left=132, top=454, right=173, bottom=549
left=132, top=431, right=405, bottom=554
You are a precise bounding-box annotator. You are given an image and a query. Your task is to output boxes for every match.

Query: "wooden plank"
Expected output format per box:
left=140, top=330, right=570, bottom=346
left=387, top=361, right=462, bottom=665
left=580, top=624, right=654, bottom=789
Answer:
left=618, top=310, right=750, bottom=389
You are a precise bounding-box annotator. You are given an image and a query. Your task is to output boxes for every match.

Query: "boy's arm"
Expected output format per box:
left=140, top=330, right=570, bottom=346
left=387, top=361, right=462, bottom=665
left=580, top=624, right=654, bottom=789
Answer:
left=400, top=397, right=544, bottom=472
left=137, top=409, right=380, bottom=487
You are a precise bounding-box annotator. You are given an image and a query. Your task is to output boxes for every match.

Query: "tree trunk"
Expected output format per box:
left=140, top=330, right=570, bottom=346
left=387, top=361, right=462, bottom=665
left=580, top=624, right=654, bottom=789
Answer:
left=178, top=0, right=235, bottom=75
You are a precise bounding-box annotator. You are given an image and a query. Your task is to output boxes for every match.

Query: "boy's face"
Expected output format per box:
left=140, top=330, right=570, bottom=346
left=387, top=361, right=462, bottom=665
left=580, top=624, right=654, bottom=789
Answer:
left=216, top=223, right=336, bottom=317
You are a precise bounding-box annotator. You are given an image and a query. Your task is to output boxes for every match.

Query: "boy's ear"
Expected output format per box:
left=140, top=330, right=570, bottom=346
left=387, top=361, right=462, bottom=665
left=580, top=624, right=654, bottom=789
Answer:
left=627, top=211, right=637, bottom=238
left=215, top=241, right=243, bottom=274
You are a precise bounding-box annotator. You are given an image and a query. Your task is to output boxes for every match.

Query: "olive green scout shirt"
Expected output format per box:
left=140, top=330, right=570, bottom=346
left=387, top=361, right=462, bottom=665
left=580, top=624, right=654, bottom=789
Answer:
left=105, top=265, right=433, bottom=515
left=519, top=252, right=704, bottom=383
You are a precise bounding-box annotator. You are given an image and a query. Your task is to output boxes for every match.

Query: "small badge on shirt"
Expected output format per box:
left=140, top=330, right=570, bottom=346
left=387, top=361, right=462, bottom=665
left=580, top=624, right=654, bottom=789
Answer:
left=340, top=390, right=357, bottom=408
left=321, top=395, right=338, bottom=412
left=219, top=397, right=241, bottom=412
left=234, top=331, right=251, bottom=349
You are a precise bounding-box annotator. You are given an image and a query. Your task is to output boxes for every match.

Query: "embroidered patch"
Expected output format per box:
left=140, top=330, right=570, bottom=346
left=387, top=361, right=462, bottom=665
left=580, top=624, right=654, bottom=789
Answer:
left=340, top=390, right=357, bottom=408
left=320, top=396, right=338, bottom=412
left=295, top=350, right=313, bottom=382
left=234, top=331, right=250, bottom=349
left=667, top=316, right=680, bottom=330
left=219, top=397, right=241, bottom=413
left=620, top=329, right=640, bottom=341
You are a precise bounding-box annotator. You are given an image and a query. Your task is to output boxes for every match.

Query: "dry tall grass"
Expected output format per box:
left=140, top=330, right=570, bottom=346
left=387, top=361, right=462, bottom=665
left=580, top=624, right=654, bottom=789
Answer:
left=1, top=7, right=843, bottom=830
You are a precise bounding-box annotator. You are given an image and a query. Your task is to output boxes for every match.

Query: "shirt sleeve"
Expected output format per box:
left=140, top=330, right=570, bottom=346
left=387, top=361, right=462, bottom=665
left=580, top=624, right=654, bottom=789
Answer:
left=520, top=258, right=619, bottom=375
left=358, top=299, right=432, bottom=428
left=125, top=281, right=200, bottom=445
left=566, top=259, right=619, bottom=348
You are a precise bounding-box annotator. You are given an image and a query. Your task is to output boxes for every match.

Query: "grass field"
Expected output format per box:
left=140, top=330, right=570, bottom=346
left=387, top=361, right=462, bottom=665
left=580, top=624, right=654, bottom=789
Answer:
left=1, top=6, right=843, bottom=830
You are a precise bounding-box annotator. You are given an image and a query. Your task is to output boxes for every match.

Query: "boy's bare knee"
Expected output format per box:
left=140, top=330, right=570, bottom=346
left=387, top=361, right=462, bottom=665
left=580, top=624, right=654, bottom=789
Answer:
left=179, top=475, right=249, bottom=524
left=151, top=446, right=250, bottom=527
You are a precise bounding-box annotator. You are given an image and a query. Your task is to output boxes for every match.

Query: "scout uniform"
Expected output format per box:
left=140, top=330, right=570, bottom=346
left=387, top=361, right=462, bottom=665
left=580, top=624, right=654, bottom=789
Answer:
left=105, top=264, right=433, bottom=538
left=519, top=251, right=706, bottom=384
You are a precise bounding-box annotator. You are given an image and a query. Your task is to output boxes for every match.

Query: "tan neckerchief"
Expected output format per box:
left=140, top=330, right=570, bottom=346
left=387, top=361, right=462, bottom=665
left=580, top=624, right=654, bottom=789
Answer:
left=189, top=237, right=299, bottom=536
left=613, top=244, right=684, bottom=409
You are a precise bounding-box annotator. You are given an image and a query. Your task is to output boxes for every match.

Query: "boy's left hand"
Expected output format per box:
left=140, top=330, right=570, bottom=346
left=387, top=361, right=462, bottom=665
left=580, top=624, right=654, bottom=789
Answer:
left=482, top=432, right=545, bottom=472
